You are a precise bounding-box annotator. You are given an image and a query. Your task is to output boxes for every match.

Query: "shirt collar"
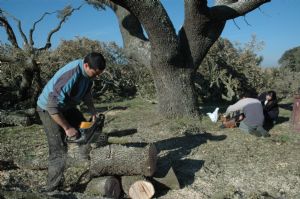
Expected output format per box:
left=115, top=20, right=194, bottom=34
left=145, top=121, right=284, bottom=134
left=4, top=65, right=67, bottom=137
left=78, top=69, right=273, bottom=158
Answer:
left=80, top=59, right=89, bottom=78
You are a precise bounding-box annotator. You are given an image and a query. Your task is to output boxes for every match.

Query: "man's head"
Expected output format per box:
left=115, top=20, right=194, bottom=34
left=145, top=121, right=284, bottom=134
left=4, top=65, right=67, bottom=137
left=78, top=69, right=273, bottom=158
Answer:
left=83, top=52, right=106, bottom=78
left=240, top=91, right=257, bottom=99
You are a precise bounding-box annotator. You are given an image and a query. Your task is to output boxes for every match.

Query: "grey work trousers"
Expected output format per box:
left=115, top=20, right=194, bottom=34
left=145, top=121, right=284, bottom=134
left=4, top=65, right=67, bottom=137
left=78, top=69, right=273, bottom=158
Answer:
left=37, top=107, right=85, bottom=190
left=239, top=120, right=269, bottom=137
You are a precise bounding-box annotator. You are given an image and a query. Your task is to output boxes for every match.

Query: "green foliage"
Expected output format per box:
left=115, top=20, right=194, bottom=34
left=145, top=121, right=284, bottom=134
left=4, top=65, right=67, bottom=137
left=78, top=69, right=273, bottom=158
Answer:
left=262, top=67, right=300, bottom=99
left=278, top=46, right=300, bottom=72
left=197, top=36, right=266, bottom=102
left=38, top=37, right=138, bottom=101
left=0, top=43, right=28, bottom=88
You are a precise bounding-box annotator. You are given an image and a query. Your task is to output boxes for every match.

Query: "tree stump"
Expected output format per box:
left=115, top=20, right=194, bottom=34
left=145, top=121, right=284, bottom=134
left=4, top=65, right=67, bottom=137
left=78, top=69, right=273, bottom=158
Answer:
left=90, top=144, right=157, bottom=177
left=85, top=176, right=121, bottom=199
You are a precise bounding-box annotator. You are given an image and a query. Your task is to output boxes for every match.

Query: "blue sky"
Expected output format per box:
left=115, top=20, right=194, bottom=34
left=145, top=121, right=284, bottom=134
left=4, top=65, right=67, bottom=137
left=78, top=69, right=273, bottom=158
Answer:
left=0, top=0, right=299, bottom=67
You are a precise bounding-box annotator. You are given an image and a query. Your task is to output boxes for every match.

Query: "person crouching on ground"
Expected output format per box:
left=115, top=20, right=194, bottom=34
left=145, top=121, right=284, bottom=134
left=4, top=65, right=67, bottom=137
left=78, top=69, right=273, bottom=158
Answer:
left=36, top=52, right=106, bottom=192
left=262, top=90, right=279, bottom=126
left=224, top=92, right=270, bottom=137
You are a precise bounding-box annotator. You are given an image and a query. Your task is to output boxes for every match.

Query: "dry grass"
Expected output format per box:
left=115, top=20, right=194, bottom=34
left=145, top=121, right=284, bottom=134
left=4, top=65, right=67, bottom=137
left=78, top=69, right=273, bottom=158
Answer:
left=1, top=97, right=300, bottom=198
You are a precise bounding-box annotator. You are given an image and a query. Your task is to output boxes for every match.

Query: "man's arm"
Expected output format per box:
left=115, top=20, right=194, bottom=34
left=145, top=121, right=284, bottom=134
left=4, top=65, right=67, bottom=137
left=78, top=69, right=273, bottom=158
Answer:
left=225, top=99, right=246, bottom=115
left=50, top=113, right=78, bottom=137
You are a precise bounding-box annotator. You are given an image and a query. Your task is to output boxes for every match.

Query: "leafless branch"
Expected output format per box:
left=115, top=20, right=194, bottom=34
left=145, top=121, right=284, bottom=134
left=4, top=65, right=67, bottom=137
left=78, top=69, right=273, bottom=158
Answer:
left=243, top=15, right=251, bottom=26
left=210, top=0, right=271, bottom=21
left=38, top=4, right=85, bottom=51
left=233, top=18, right=241, bottom=29
left=0, top=15, right=19, bottom=48
left=29, top=11, right=57, bottom=46
left=1, top=10, right=29, bottom=46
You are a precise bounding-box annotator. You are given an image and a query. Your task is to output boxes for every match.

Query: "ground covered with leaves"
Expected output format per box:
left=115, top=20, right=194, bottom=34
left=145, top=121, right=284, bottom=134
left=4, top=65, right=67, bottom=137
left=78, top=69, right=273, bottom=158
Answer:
left=0, top=98, right=300, bottom=199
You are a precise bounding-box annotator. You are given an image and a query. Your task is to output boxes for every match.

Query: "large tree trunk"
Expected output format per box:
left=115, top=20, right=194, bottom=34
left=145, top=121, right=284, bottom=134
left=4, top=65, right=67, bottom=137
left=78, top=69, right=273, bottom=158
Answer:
left=89, top=144, right=157, bottom=177
left=101, top=0, right=271, bottom=119
left=152, top=64, right=199, bottom=118
left=18, top=59, right=43, bottom=107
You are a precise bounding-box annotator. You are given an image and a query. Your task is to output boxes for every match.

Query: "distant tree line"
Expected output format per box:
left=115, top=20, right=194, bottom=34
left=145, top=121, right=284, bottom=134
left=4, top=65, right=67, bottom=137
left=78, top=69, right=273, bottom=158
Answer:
left=1, top=36, right=299, bottom=111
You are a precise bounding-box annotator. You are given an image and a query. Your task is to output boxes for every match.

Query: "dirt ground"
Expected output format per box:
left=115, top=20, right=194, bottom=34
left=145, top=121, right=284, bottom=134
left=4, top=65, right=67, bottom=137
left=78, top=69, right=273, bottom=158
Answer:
left=0, top=98, right=300, bottom=199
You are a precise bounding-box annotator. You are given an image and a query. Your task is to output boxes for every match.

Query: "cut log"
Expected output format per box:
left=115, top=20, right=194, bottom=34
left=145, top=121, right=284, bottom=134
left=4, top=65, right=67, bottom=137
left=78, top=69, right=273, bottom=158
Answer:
left=129, top=180, right=155, bottom=199
left=121, top=175, right=146, bottom=196
left=90, top=144, right=157, bottom=177
left=85, top=176, right=121, bottom=199
left=0, top=110, right=31, bottom=126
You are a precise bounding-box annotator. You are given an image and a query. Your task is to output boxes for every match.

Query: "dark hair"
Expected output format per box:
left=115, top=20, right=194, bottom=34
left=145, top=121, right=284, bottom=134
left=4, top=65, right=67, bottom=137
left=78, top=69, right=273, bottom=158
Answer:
left=267, top=90, right=277, bottom=101
left=83, top=52, right=106, bottom=70
left=240, top=91, right=257, bottom=99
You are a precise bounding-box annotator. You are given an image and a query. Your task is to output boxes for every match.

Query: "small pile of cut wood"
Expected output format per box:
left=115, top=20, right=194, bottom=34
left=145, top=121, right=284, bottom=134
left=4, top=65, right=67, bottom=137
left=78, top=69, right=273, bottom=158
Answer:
left=84, top=143, right=180, bottom=199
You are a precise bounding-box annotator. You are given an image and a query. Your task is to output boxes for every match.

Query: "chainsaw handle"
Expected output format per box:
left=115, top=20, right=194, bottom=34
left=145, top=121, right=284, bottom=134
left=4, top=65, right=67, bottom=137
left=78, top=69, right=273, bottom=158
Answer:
left=66, top=113, right=105, bottom=145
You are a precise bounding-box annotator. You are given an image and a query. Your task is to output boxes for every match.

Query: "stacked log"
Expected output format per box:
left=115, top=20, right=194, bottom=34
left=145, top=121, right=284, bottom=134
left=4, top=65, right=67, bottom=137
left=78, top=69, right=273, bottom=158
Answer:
left=121, top=176, right=155, bottom=199
left=85, top=176, right=121, bottom=199
left=89, top=144, right=157, bottom=177
left=83, top=143, right=158, bottom=198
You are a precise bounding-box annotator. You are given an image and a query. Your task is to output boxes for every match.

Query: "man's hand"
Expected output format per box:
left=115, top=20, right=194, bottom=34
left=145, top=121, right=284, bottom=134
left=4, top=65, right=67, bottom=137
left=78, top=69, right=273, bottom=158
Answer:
left=91, top=114, right=97, bottom=122
left=65, top=127, right=78, bottom=138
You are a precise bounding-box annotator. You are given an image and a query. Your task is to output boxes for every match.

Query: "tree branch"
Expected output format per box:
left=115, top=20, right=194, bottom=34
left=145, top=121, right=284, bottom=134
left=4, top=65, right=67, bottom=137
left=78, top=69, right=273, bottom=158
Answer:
left=179, top=0, right=225, bottom=69
left=1, top=10, right=29, bottom=46
left=0, top=55, right=17, bottom=63
left=39, top=4, right=84, bottom=51
left=110, top=0, right=179, bottom=64
left=0, top=16, right=19, bottom=48
left=29, top=11, right=57, bottom=46
left=210, top=0, right=271, bottom=21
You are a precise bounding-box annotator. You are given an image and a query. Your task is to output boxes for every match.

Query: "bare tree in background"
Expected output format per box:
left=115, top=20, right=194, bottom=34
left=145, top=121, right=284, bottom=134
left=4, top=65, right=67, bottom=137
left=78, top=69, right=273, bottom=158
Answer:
left=0, top=5, right=83, bottom=106
left=87, top=0, right=271, bottom=118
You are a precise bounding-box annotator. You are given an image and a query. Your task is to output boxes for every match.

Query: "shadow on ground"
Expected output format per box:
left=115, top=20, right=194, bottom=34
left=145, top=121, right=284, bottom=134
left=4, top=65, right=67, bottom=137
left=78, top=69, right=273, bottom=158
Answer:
left=264, top=116, right=290, bottom=131
left=107, top=128, right=137, bottom=137
left=152, top=132, right=227, bottom=197
left=279, top=103, right=293, bottom=111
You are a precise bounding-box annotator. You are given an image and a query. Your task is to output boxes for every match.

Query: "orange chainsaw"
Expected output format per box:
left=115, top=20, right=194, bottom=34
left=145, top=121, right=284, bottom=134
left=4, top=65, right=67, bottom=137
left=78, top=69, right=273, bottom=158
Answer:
left=67, top=113, right=107, bottom=145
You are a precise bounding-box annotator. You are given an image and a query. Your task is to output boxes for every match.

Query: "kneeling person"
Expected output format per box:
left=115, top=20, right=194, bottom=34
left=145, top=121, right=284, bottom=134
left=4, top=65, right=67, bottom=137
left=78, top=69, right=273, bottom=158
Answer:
left=225, top=93, right=269, bottom=137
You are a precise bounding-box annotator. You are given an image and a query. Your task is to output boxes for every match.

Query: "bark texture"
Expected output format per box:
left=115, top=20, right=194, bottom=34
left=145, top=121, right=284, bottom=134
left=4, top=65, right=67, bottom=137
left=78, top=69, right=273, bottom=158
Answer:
left=90, top=144, right=157, bottom=177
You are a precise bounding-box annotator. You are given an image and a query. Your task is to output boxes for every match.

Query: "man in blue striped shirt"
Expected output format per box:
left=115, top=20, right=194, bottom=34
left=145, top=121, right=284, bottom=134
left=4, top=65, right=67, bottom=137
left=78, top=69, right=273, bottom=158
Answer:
left=37, top=52, right=105, bottom=192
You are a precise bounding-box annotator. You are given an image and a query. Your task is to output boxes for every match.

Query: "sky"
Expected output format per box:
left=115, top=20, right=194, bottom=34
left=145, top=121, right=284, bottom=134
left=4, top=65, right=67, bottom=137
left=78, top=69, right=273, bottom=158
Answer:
left=0, top=0, right=299, bottom=67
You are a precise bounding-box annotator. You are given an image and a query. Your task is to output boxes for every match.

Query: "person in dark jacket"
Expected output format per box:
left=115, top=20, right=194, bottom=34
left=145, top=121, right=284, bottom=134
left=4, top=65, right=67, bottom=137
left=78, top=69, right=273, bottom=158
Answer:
left=37, top=52, right=106, bottom=192
left=262, top=90, right=279, bottom=125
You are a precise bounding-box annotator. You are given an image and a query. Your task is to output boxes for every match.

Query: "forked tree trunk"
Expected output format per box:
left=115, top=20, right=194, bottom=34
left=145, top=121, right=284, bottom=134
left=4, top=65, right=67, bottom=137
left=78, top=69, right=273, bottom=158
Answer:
left=151, top=65, right=199, bottom=118
left=89, top=144, right=157, bottom=177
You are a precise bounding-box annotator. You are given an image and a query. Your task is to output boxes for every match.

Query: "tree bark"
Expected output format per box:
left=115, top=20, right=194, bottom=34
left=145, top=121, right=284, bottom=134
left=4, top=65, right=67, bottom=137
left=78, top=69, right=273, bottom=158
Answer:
left=114, top=5, right=151, bottom=67
left=151, top=64, right=199, bottom=118
left=85, top=176, right=121, bottom=199
left=90, top=144, right=157, bottom=177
